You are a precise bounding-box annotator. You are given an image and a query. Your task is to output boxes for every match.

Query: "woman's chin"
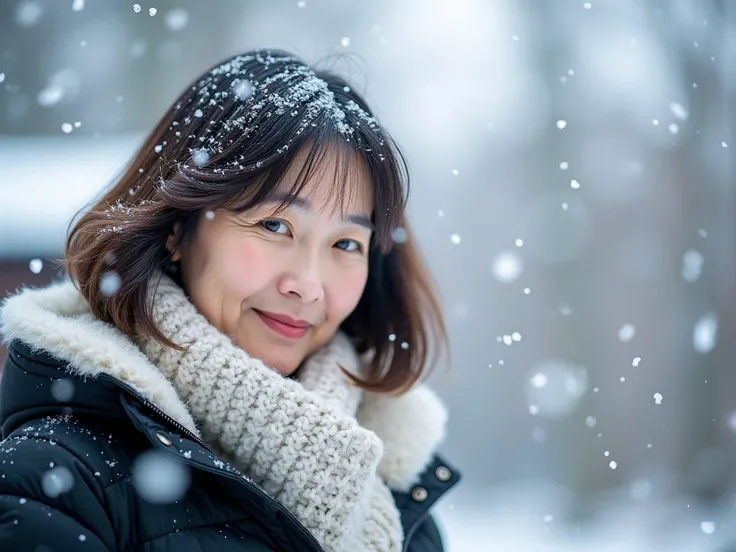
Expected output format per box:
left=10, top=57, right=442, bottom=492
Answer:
left=234, top=336, right=301, bottom=376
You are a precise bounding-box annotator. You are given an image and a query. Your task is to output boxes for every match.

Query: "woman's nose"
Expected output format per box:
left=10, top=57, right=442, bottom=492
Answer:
left=277, top=258, right=325, bottom=303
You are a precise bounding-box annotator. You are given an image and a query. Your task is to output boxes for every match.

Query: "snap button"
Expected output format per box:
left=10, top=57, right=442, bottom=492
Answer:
left=411, top=486, right=428, bottom=502
left=155, top=432, right=173, bottom=446
left=435, top=466, right=451, bottom=481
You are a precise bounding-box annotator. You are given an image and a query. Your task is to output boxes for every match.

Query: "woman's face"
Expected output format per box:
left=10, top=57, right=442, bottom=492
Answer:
left=168, top=147, right=374, bottom=375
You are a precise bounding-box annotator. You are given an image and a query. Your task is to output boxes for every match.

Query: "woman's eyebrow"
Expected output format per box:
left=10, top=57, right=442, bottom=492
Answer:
left=265, top=193, right=374, bottom=230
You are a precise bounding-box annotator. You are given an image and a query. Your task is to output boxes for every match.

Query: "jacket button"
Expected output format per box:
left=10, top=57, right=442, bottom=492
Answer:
left=411, top=487, right=428, bottom=502
left=435, top=466, right=452, bottom=481
left=155, top=432, right=173, bottom=446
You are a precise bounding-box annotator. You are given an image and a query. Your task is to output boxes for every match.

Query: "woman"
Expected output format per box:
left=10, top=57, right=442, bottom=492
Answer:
left=0, top=49, right=459, bottom=551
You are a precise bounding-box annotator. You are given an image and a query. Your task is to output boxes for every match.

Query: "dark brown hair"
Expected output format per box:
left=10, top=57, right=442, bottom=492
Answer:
left=66, top=49, right=447, bottom=394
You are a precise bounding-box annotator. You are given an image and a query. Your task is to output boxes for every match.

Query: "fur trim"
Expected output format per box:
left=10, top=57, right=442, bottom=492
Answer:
left=358, top=386, right=447, bottom=492
left=0, top=279, right=201, bottom=436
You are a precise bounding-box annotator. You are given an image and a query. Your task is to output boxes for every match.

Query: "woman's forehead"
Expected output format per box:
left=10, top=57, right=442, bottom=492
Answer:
left=274, top=144, right=374, bottom=213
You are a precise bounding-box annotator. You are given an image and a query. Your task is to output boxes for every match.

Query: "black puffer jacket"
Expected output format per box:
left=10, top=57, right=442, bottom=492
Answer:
left=0, top=340, right=460, bottom=551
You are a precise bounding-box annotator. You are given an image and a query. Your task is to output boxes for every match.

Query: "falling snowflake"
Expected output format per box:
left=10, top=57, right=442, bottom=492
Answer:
left=491, top=251, right=523, bottom=283
left=693, top=312, right=718, bottom=354
left=133, top=4, right=141, bottom=13
left=164, top=8, right=188, bottom=31
left=29, top=258, right=43, bottom=274
left=148, top=7, right=157, bottom=16
left=570, top=179, right=580, bottom=189
left=132, top=450, right=190, bottom=504
left=617, top=324, right=636, bottom=342
left=701, top=521, right=715, bottom=535
left=391, top=227, right=408, bottom=244
left=727, top=411, right=736, bottom=433
left=99, top=272, right=122, bottom=297
left=632, top=357, right=641, bottom=367
left=556, top=120, right=567, bottom=129
left=51, top=379, right=75, bottom=402
left=16, top=1, right=44, bottom=26
left=192, top=148, right=210, bottom=167
left=669, top=102, right=689, bottom=120
left=341, top=37, right=350, bottom=47
left=653, top=392, right=663, bottom=405
left=42, top=466, right=74, bottom=497
left=681, top=249, right=704, bottom=283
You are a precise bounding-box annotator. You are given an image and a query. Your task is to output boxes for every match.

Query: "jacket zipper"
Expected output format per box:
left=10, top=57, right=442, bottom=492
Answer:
left=402, top=510, right=430, bottom=552
left=104, top=375, right=326, bottom=552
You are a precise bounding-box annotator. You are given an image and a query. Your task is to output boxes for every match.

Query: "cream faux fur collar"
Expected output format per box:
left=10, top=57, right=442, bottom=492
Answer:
left=0, top=278, right=447, bottom=492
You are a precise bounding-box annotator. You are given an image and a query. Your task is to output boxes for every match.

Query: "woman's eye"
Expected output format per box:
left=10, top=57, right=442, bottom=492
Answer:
left=259, top=219, right=290, bottom=234
left=335, top=239, right=362, bottom=253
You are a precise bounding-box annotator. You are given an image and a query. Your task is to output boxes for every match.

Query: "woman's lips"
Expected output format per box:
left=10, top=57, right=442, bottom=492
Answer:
left=254, top=310, right=310, bottom=339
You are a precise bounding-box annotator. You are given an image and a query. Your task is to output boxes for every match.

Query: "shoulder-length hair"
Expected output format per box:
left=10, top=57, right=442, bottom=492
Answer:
left=66, top=49, right=447, bottom=394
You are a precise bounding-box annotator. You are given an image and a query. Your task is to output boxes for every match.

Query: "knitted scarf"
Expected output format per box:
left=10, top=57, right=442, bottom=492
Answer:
left=137, top=274, right=400, bottom=551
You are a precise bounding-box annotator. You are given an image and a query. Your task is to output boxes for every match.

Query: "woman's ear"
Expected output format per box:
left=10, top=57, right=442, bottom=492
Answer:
left=166, top=222, right=183, bottom=262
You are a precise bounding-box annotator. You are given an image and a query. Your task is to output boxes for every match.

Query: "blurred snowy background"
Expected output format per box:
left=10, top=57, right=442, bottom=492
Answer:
left=0, top=0, right=734, bottom=550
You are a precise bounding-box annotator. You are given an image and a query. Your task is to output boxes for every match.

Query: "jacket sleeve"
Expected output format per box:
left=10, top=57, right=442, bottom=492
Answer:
left=0, top=435, right=115, bottom=551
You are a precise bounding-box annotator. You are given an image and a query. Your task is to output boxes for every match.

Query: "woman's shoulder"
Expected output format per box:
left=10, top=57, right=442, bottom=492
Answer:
left=0, top=339, right=150, bottom=489
left=2, top=411, right=142, bottom=490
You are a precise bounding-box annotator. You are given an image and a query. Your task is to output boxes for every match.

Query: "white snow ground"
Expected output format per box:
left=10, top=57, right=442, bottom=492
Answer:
left=435, top=480, right=736, bottom=551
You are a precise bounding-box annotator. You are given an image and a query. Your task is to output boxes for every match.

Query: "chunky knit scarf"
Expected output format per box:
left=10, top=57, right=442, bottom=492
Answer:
left=137, top=275, right=400, bottom=551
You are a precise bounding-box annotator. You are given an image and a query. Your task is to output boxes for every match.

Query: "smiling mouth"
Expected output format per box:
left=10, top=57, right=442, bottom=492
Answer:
left=253, top=310, right=311, bottom=340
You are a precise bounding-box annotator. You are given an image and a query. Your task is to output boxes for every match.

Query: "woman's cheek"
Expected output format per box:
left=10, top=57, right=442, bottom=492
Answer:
left=333, top=266, right=369, bottom=317
left=221, top=238, right=275, bottom=293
